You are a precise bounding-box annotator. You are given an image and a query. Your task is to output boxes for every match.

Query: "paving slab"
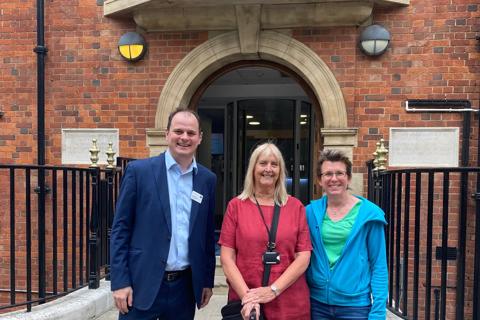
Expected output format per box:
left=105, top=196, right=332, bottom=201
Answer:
left=0, top=280, right=113, bottom=320
left=97, top=291, right=402, bottom=320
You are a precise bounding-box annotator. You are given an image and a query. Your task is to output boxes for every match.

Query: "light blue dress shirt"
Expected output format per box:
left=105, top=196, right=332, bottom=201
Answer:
left=165, top=150, right=197, bottom=271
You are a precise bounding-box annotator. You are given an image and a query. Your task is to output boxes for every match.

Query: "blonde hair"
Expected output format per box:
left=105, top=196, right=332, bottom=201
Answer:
left=238, top=142, right=288, bottom=206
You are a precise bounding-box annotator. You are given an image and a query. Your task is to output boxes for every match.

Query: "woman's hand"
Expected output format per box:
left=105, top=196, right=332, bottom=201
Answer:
left=241, top=301, right=260, bottom=320
left=242, top=286, right=276, bottom=305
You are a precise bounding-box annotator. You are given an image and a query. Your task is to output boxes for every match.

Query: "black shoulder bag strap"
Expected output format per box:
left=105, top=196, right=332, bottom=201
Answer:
left=262, top=203, right=281, bottom=286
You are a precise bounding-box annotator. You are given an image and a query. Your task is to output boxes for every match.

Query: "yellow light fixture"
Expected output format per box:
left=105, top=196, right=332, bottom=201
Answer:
left=118, top=32, right=147, bottom=62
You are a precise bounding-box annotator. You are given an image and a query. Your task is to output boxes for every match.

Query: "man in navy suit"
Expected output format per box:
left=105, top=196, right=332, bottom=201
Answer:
left=110, top=108, right=217, bottom=319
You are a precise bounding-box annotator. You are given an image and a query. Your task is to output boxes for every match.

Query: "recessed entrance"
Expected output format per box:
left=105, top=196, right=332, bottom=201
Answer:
left=195, top=64, right=318, bottom=229
left=147, top=31, right=357, bottom=229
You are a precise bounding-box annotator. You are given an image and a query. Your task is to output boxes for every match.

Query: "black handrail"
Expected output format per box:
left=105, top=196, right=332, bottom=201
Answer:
left=0, top=163, right=119, bottom=312
left=367, top=165, right=480, bottom=319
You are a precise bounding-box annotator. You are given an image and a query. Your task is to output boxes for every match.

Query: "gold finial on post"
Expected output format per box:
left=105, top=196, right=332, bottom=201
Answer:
left=106, top=142, right=116, bottom=169
left=373, top=138, right=389, bottom=171
left=89, top=139, right=100, bottom=168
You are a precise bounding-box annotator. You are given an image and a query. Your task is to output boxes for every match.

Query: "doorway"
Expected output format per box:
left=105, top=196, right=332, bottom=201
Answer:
left=196, top=66, right=316, bottom=230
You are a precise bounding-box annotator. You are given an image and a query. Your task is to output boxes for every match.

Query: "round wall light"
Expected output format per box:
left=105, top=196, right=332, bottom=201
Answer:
left=118, top=32, right=147, bottom=62
left=359, top=24, right=391, bottom=56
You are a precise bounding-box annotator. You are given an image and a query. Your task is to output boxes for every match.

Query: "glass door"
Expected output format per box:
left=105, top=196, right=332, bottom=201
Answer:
left=198, top=99, right=313, bottom=230
left=235, top=99, right=295, bottom=195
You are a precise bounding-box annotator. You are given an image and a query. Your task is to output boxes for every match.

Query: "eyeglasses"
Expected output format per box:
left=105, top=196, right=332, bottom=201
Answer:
left=320, top=171, right=347, bottom=179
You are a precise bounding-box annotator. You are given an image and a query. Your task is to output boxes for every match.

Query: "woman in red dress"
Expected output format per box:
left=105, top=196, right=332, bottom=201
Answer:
left=219, top=142, right=312, bottom=320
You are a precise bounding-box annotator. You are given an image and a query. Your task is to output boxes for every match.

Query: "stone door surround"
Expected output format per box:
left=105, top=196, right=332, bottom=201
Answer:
left=146, top=30, right=357, bottom=157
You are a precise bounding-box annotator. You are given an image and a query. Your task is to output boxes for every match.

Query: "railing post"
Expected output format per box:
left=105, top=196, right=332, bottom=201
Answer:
left=105, top=167, right=115, bottom=280
left=105, top=142, right=116, bottom=280
left=37, top=166, right=46, bottom=301
left=88, top=166, right=101, bottom=289
left=366, top=159, right=374, bottom=200
left=373, top=172, right=383, bottom=209
left=371, top=139, right=388, bottom=210
left=434, top=288, right=440, bottom=320
left=473, top=175, right=480, bottom=320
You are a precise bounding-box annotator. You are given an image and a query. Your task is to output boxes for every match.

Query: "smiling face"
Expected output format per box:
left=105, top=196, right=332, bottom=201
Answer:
left=166, top=111, right=202, bottom=164
left=318, top=160, right=351, bottom=197
left=254, top=151, right=280, bottom=190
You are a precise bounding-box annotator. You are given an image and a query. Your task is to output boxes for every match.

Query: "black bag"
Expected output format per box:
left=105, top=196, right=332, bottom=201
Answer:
left=220, top=202, right=280, bottom=320
left=221, top=300, right=262, bottom=320
left=220, top=300, right=242, bottom=319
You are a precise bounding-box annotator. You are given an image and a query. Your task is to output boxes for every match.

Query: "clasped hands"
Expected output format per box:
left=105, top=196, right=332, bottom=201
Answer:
left=240, top=286, right=276, bottom=320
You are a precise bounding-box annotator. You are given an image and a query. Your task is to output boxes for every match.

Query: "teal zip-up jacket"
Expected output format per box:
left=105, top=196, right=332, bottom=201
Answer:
left=306, top=195, right=388, bottom=320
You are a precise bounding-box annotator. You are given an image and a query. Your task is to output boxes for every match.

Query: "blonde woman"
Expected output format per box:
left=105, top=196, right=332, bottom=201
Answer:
left=219, top=142, right=311, bottom=320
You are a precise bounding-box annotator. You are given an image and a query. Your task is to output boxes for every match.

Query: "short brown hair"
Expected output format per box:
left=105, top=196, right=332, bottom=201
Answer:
left=317, top=149, right=352, bottom=178
left=166, top=107, right=201, bottom=131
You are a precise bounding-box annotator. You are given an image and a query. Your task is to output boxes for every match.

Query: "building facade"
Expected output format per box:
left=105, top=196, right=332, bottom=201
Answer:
left=2, top=0, right=478, bottom=199
left=0, top=0, right=479, bottom=317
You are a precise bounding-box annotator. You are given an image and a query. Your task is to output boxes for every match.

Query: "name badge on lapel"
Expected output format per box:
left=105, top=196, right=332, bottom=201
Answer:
left=191, top=191, right=203, bottom=204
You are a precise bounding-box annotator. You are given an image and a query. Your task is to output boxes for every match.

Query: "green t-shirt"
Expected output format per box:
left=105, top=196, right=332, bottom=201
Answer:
left=322, top=201, right=362, bottom=269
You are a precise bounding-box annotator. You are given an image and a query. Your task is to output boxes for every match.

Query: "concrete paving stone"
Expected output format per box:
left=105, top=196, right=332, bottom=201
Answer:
left=0, top=280, right=113, bottom=320
left=98, top=293, right=402, bottom=320
left=96, top=293, right=225, bottom=320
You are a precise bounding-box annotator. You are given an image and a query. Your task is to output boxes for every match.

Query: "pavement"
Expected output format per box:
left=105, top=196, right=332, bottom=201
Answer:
left=96, top=258, right=228, bottom=320
left=96, top=292, right=226, bottom=320
left=0, top=280, right=114, bottom=320
left=97, top=290, right=402, bottom=320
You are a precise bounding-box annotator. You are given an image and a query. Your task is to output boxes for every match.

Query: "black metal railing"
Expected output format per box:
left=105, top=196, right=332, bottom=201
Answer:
left=367, top=162, right=480, bottom=320
left=115, top=157, right=136, bottom=202
left=0, top=163, right=118, bottom=313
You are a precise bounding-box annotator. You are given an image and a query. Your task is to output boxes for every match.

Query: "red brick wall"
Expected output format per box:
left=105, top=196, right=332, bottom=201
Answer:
left=1, top=1, right=37, bottom=164
left=0, top=0, right=478, bottom=167
left=292, top=1, right=479, bottom=176
left=1, top=0, right=209, bottom=164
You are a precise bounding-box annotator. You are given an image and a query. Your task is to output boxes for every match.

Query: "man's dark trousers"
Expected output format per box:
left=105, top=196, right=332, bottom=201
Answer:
left=119, top=271, right=195, bottom=320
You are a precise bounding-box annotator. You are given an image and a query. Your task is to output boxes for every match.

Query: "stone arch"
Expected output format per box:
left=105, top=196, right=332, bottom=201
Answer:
left=147, top=30, right=356, bottom=162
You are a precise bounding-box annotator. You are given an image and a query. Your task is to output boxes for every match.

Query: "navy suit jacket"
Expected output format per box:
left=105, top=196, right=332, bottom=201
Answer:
left=110, top=153, right=217, bottom=310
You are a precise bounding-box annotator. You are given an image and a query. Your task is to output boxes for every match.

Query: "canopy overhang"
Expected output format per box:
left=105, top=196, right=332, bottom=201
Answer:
left=104, top=0, right=409, bottom=32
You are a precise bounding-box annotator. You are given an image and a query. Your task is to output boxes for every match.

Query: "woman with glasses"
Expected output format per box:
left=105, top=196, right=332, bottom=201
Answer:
left=306, top=149, right=388, bottom=320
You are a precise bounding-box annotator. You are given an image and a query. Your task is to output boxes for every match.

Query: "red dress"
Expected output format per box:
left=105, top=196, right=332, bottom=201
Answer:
left=219, top=196, right=312, bottom=320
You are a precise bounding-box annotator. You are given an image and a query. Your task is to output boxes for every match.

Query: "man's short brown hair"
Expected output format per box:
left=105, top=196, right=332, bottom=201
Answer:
left=166, top=107, right=201, bottom=131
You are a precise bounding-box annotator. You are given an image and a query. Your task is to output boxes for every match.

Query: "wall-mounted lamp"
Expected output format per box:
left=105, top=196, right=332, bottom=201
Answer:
left=118, top=32, right=147, bottom=62
left=359, top=24, right=391, bottom=56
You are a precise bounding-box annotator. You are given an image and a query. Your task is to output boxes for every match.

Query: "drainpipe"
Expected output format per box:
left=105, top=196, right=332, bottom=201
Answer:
left=33, top=0, right=47, bottom=302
